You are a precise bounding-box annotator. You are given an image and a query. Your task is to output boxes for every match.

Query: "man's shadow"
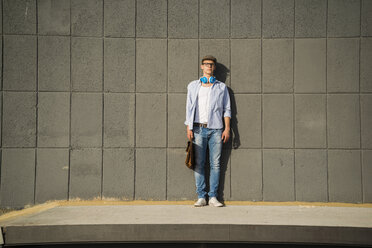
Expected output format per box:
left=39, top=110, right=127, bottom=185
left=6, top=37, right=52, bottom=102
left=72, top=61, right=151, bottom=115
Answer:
left=204, top=63, right=241, bottom=203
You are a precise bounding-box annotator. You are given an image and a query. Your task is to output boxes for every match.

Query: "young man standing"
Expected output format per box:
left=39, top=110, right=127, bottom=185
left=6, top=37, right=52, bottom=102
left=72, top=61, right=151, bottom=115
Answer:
left=185, top=55, right=231, bottom=207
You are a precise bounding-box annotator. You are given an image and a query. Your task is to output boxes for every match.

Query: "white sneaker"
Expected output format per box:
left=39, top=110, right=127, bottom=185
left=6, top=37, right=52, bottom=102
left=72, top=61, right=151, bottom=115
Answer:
left=194, top=198, right=207, bottom=207
left=208, top=197, right=224, bottom=207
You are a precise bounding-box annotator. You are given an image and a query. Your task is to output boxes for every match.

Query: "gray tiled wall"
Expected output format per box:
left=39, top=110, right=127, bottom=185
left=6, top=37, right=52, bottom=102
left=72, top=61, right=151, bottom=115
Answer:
left=0, top=0, right=371, bottom=208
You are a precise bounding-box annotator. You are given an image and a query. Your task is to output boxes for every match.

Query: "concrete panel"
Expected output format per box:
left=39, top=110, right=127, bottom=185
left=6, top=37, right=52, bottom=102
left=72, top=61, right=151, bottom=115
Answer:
left=231, top=0, right=261, bottom=38
left=167, top=148, right=195, bottom=200
left=3, top=92, right=36, bottom=147
left=103, top=148, right=134, bottom=200
left=136, top=0, right=167, bottom=38
left=200, top=0, right=229, bottom=38
left=168, top=39, right=199, bottom=93
left=362, top=0, right=372, bottom=36
left=262, top=0, right=294, bottom=38
left=327, top=38, right=359, bottom=92
left=219, top=148, right=231, bottom=201
left=229, top=225, right=372, bottom=245
left=361, top=38, right=372, bottom=92
left=199, top=39, right=230, bottom=85
left=0, top=149, right=35, bottom=208
left=71, top=93, right=102, bottom=148
left=168, top=94, right=187, bottom=148
left=136, top=39, right=167, bottom=92
left=327, top=0, right=360, bottom=37
left=104, top=93, right=135, bottom=147
left=294, top=39, right=326, bottom=93
left=231, top=149, right=262, bottom=201
left=234, top=95, right=261, bottom=148
left=327, top=94, right=360, bottom=148
left=71, top=37, right=103, bottom=92
left=136, top=94, right=166, bottom=147
left=0, top=95, right=2, bottom=146
left=135, top=148, right=166, bottom=200
left=38, top=36, right=70, bottom=91
left=362, top=150, right=372, bottom=202
left=328, top=150, right=362, bottom=203
left=295, top=94, right=326, bottom=148
left=263, top=94, right=293, bottom=148
left=38, top=92, right=70, bottom=147
left=168, top=39, right=198, bottom=93
left=361, top=94, right=372, bottom=148
left=3, top=0, right=36, bottom=34
left=295, top=0, right=326, bottom=37
left=295, top=149, right=327, bottom=202
left=70, top=148, right=102, bottom=200
left=0, top=1, right=2, bottom=34
left=104, top=0, right=135, bottom=37
left=263, top=149, right=294, bottom=201
left=0, top=39, right=2, bottom=89
left=3, top=35, right=36, bottom=91
left=104, top=38, right=135, bottom=92
left=71, top=0, right=103, bottom=36
left=38, top=0, right=70, bottom=35
left=168, top=0, right=198, bottom=38
left=262, top=39, right=293, bottom=93
left=231, top=39, right=261, bottom=93
left=35, top=148, right=69, bottom=203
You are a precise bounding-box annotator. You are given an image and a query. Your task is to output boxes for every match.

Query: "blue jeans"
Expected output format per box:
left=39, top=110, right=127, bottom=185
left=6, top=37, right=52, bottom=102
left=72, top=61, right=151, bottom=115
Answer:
left=192, top=126, right=223, bottom=199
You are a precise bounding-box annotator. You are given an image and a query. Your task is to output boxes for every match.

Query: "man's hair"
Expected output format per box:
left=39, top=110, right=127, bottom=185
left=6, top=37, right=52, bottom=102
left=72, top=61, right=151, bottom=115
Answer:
left=201, top=55, right=217, bottom=65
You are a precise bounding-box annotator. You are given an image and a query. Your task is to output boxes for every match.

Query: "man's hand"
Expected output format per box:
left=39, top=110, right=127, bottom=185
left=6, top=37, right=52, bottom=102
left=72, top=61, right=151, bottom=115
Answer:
left=221, top=129, right=230, bottom=143
left=187, top=129, right=194, bottom=141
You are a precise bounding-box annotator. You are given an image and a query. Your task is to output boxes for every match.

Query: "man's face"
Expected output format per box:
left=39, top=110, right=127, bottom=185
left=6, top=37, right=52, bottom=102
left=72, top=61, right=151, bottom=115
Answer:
left=200, top=60, right=215, bottom=75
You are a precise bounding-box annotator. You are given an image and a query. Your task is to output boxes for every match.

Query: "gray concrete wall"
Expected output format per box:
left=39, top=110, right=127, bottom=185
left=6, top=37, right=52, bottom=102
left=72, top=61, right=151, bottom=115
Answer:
left=0, top=0, right=371, bottom=208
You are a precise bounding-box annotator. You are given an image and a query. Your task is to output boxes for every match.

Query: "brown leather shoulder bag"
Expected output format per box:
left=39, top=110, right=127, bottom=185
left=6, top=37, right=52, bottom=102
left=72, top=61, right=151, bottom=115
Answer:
left=185, top=141, right=194, bottom=169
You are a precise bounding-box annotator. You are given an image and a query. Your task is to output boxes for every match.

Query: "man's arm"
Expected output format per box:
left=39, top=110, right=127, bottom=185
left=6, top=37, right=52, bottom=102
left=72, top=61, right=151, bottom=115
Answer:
left=185, top=85, right=194, bottom=141
left=222, top=85, right=231, bottom=119
left=221, top=116, right=230, bottom=143
left=187, top=124, right=193, bottom=141
left=224, top=116, right=230, bottom=131
left=185, top=85, right=192, bottom=129
left=221, top=86, right=231, bottom=143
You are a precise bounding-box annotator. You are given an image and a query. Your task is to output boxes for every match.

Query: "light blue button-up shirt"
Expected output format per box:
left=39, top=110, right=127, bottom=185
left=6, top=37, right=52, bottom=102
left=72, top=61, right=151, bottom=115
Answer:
left=185, top=79, right=231, bottom=130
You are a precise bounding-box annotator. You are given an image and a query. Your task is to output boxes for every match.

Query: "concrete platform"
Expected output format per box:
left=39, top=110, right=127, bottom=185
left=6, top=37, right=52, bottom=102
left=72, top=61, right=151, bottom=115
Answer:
left=0, top=202, right=372, bottom=246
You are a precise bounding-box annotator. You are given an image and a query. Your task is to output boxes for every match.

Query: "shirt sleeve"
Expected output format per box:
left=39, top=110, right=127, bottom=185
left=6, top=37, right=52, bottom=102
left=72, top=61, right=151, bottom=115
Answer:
left=184, top=85, right=193, bottom=130
left=223, top=86, right=231, bottom=118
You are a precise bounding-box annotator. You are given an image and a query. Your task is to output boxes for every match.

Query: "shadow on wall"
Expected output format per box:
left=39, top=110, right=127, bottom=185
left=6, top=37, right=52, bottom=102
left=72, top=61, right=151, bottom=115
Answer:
left=215, top=62, right=240, bottom=150
left=204, top=63, right=241, bottom=202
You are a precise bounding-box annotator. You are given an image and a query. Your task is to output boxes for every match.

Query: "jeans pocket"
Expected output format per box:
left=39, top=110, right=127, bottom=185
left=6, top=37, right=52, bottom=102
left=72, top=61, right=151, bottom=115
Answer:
left=193, top=126, right=200, bottom=134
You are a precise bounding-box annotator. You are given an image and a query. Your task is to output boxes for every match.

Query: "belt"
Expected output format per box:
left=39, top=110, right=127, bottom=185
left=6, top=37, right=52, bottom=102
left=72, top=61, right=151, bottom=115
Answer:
left=193, top=123, right=208, bottom=128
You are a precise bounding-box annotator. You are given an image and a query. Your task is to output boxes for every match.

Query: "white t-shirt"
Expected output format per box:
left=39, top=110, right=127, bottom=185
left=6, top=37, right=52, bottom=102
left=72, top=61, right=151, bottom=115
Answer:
left=194, top=86, right=211, bottom=124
